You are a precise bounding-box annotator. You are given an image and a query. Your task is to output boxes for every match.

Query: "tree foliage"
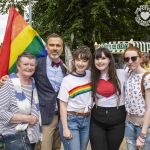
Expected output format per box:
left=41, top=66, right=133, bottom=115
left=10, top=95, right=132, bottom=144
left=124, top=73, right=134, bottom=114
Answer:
left=1, top=0, right=150, bottom=50
left=0, top=0, right=29, bottom=15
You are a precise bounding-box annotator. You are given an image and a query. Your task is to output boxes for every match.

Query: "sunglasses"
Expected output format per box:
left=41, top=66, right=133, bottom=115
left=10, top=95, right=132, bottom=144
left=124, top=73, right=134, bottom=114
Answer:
left=123, top=56, right=140, bottom=62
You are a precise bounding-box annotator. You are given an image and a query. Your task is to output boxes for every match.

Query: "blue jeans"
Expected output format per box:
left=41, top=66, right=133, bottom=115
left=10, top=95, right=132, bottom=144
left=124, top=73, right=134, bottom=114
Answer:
left=59, top=113, right=90, bottom=150
left=125, top=120, right=150, bottom=150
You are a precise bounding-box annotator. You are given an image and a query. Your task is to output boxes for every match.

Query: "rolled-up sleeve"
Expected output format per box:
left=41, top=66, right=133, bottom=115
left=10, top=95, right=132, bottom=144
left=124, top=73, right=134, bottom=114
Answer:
left=0, top=80, right=14, bottom=127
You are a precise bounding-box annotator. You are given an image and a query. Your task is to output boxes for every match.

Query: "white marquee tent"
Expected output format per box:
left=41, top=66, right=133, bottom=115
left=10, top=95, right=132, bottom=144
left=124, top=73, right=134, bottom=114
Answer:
left=94, top=41, right=150, bottom=53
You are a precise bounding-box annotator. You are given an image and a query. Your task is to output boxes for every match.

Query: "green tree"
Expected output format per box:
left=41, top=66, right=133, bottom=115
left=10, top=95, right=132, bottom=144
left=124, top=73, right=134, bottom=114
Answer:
left=32, top=0, right=150, bottom=49
left=1, top=0, right=150, bottom=49
left=0, top=0, right=29, bottom=15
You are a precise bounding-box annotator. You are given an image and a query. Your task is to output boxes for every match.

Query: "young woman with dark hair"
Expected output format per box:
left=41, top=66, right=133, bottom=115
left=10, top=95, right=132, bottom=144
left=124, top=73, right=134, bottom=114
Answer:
left=58, top=46, right=93, bottom=150
left=90, top=48, right=128, bottom=150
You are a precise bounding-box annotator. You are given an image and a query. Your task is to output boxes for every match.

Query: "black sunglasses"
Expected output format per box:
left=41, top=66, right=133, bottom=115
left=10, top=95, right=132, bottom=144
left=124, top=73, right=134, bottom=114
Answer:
left=124, top=56, right=140, bottom=62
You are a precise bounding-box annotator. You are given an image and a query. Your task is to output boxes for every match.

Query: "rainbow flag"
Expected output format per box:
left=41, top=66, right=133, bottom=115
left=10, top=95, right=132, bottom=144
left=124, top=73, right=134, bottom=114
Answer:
left=69, top=83, right=91, bottom=98
left=0, top=6, right=47, bottom=78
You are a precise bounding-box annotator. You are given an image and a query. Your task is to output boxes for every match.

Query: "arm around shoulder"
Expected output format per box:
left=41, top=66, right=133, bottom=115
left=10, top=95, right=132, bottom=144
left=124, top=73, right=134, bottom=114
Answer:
left=116, top=69, right=128, bottom=80
left=0, top=75, right=9, bottom=88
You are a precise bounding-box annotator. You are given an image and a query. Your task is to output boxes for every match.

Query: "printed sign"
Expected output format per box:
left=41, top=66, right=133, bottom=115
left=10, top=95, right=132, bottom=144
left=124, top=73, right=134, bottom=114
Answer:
left=100, top=43, right=128, bottom=51
left=135, top=5, right=150, bottom=26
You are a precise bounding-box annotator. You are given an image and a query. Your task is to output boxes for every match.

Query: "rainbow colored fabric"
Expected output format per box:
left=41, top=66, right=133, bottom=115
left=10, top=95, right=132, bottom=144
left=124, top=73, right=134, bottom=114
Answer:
left=69, top=83, right=92, bottom=98
left=0, top=6, right=47, bottom=77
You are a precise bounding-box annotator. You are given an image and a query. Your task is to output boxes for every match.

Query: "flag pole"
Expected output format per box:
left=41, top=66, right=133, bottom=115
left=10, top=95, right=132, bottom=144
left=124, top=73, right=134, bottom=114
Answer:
left=29, top=0, right=32, bottom=26
left=62, top=63, right=71, bottom=73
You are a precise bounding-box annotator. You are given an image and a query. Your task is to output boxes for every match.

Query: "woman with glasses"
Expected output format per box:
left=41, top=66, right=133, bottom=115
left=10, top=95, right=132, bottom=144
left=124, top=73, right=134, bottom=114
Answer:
left=90, top=48, right=128, bottom=150
left=123, top=46, right=150, bottom=150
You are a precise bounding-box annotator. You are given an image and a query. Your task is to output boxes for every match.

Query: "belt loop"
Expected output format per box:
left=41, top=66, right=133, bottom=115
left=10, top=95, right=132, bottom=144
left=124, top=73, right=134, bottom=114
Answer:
left=76, top=112, right=78, bottom=116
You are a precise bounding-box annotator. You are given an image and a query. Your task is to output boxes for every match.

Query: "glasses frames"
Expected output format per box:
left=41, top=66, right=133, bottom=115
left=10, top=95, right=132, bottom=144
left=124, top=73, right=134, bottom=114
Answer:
left=124, top=56, right=140, bottom=62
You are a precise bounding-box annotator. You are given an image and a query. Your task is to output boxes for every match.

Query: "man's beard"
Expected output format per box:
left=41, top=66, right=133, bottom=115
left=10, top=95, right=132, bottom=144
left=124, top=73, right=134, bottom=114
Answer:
left=49, top=51, right=62, bottom=60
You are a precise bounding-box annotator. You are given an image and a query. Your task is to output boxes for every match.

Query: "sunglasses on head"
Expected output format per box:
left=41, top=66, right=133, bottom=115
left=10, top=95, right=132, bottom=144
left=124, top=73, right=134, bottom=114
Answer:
left=123, top=56, right=139, bottom=62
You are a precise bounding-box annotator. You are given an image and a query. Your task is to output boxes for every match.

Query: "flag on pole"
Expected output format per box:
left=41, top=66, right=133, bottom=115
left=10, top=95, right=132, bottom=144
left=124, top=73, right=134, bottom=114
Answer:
left=0, top=6, right=47, bottom=78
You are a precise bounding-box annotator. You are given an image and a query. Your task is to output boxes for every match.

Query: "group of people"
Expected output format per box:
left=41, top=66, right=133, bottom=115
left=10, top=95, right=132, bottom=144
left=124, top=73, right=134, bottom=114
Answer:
left=0, top=33, right=150, bottom=150
left=141, top=52, right=150, bottom=71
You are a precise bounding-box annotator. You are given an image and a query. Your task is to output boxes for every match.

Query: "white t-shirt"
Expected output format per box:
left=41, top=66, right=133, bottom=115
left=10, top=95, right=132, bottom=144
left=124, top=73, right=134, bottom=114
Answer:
left=96, top=69, right=128, bottom=107
left=57, top=70, right=93, bottom=113
left=125, top=72, right=150, bottom=117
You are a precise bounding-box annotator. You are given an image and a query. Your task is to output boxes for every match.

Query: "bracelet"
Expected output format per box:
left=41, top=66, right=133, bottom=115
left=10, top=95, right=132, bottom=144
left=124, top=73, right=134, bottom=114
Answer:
left=139, top=132, right=146, bottom=139
left=138, top=136, right=145, bottom=143
left=139, top=134, right=146, bottom=140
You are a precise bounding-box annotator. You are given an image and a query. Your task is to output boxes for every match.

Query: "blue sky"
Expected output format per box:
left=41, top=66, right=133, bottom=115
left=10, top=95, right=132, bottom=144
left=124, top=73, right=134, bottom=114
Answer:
left=0, top=14, right=8, bottom=44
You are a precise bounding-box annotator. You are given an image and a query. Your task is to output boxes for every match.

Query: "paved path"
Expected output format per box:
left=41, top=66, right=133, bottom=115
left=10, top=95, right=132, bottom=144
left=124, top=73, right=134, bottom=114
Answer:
left=0, top=138, right=127, bottom=150
left=61, top=139, right=127, bottom=150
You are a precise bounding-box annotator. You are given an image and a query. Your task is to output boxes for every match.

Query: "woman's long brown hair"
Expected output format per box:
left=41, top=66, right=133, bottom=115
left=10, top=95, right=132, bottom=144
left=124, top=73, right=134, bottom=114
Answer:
left=91, top=48, right=121, bottom=98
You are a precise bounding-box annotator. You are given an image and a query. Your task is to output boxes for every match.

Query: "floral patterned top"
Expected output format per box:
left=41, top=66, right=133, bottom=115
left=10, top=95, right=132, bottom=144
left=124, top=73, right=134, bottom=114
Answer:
left=125, top=72, right=150, bottom=117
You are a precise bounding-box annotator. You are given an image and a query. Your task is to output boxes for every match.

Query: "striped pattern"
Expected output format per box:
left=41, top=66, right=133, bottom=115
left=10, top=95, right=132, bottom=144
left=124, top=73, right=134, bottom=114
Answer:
left=0, top=6, right=47, bottom=77
left=69, top=83, right=91, bottom=98
left=10, top=73, right=42, bottom=139
left=95, top=41, right=150, bottom=53
left=133, top=42, right=150, bottom=53
left=0, top=79, right=40, bottom=143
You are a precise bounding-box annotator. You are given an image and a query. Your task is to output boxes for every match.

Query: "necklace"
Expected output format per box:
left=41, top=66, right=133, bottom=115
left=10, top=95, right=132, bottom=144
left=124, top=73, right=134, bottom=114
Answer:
left=75, top=70, right=86, bottom=76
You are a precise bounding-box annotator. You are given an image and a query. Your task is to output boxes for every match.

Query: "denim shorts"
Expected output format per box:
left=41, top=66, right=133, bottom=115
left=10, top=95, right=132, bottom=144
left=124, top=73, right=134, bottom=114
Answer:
left=125, top=120, right=150, bottom=150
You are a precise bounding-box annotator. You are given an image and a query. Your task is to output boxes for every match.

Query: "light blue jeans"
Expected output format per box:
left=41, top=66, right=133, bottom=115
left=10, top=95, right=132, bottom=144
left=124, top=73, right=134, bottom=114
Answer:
left=59, top=113, right=90, bottom=150
left=125, top=120, right=150, bottom=150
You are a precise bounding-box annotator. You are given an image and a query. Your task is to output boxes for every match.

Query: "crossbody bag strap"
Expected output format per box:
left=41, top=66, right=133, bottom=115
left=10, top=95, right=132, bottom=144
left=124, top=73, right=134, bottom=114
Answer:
left=141, top=72, right=150, bottom=100
left=115, top=76, right=121, bottom=109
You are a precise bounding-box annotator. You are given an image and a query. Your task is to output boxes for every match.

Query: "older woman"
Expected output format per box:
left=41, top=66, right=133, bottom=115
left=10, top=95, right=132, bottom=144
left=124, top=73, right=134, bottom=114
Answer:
left=0, top=52, right=42, bottom=150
